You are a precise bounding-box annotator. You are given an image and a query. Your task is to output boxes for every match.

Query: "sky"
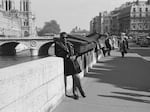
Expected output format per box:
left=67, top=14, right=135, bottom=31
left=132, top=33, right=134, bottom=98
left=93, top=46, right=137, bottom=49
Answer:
left=15, top=0, right=147, bottom=32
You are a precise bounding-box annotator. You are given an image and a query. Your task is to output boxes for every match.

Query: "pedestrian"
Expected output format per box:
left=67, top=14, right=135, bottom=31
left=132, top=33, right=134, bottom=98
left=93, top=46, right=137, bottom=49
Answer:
left=94, top=40, right=101, bottom=60
left=119, top=33, right=127, bottom=58
left=55, top=32, right=86, bottom=100
left=100, top=36, right=106, bottom=57
left=104, top=34, right=112, bottom=56
left=124, top=37, right=129, bottom=49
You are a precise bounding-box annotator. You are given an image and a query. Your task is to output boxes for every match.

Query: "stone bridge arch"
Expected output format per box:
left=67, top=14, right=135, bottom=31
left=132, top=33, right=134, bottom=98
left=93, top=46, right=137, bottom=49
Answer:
left=0, top=39, right=55, bottom=56
left=0, top=41, right=30, bottom=48
left=0, top=42, right=20, bottom=55
left=38, top=42, right=55, bottom=56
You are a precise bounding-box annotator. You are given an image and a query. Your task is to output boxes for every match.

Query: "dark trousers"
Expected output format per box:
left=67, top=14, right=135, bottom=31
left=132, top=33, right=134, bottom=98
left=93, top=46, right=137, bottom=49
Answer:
left=106, top=48, right=111, bottom=56
left=72, top=74, right=85, bottom=96
left=101, top=47, right=106, bottom=56
left=121, top=52, right=124, bottom=58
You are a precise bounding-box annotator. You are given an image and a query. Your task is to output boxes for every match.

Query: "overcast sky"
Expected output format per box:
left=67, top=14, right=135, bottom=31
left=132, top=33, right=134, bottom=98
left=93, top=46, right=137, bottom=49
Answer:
left=26, top=0, right=146, bottom=32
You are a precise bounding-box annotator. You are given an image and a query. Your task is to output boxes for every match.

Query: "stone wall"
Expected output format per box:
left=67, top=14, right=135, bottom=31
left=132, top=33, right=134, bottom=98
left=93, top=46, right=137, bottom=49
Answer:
left=0, top=49, right=100, bottom=112
left=0, top=57, right=65, bottom=112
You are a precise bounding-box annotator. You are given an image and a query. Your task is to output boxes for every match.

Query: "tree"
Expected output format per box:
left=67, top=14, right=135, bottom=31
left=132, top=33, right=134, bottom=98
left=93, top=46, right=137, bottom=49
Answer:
left=38, top=20, right=61, bottom=36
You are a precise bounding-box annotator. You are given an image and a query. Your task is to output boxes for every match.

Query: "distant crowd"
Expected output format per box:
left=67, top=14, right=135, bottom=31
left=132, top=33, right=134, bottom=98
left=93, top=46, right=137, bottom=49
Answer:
left=98, top=33, right=129, bottom=58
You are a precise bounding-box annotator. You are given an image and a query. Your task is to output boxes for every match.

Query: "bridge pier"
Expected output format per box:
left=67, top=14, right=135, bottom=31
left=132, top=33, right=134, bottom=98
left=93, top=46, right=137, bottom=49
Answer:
left=30, top=48, right=38, bottom=56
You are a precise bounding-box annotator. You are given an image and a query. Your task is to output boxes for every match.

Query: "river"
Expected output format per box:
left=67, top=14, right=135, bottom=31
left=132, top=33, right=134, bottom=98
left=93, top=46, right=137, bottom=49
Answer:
left=0, top=50, right=48, bottom=69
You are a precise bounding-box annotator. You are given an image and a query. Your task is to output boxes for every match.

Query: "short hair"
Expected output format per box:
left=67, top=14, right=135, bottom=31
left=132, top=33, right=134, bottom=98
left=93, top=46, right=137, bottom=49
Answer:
left=60, top=32, right=67, bottom=37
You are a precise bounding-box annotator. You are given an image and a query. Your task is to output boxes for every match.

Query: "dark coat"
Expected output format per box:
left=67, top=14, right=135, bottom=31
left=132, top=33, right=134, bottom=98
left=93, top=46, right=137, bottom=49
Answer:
left=119, top=40, right=127, bottom=53
left=55, top=39, right=69, bottom=58
left=55, top=39, right=81, bottom=76
left=105, top=38, right=111, bottom=50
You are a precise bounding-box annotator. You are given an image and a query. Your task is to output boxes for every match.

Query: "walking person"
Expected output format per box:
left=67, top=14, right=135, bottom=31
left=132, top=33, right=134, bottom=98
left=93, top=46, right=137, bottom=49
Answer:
left=100, top=36, right=106, bottom=57
left=124, top=37, right=129, bottom=49
left=55, top=32, right=86, bottom=100
left=119, top=33, right=127, bottom=58
left=105, top=34, right=112, bottom=56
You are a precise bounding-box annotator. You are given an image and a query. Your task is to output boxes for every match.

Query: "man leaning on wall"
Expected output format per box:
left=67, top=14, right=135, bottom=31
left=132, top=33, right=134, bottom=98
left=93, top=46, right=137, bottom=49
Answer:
left=54, top=32, right=86, bottom=100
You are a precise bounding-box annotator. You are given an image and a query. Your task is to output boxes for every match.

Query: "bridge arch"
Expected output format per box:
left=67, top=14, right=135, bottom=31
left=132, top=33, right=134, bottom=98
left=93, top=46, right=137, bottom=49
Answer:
left=38, top=42, right=55, bottom=56
left=0, top=42, right=20, bottom=55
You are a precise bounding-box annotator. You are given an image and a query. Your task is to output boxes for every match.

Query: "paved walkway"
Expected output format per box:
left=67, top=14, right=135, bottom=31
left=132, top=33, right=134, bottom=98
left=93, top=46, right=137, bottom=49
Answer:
left=53, top=50, right=150, bottom=112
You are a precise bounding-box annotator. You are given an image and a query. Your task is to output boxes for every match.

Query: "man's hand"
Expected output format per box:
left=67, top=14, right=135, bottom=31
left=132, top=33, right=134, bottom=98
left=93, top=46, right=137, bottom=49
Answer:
left=70, top=56, right=76, bottom=60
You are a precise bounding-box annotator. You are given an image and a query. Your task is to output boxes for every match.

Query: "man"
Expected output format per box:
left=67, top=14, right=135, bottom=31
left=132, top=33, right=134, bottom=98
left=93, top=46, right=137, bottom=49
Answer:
left=119, top=33, right=128, bottom=58
left=105, top=34, right=111, bottom=56
left=55, top=32, right=86, bottom=99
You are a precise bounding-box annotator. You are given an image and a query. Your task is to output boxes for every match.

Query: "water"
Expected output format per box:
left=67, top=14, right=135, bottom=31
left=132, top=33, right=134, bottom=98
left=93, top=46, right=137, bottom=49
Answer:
left=0, top=50, right=47, bottom=69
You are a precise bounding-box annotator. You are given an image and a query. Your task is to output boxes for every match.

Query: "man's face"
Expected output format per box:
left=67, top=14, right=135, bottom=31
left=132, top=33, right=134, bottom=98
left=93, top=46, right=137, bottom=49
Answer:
left=63, top=34, right=67, bottom=38
left=62, top=34, right=67, bottom=42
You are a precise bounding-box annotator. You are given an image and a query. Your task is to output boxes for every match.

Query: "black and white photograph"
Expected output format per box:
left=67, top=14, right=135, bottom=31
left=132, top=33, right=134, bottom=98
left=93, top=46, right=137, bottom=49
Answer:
left=0, top=0, right=150, bottom=112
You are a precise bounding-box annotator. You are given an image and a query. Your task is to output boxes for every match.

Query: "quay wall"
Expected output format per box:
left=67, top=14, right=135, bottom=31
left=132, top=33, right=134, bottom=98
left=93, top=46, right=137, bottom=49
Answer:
left=0, top=57, right=65, bottom=112
left=0, top=49, right=100, bottom=112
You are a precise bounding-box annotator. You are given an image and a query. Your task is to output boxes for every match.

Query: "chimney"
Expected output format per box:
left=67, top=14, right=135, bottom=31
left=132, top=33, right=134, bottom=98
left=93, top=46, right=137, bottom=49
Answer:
left=147, top=0, right=150, bottom=4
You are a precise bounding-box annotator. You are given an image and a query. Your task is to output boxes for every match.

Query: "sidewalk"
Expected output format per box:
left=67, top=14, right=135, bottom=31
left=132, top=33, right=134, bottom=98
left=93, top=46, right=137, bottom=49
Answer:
left=53, top=50, right=150, bottom=112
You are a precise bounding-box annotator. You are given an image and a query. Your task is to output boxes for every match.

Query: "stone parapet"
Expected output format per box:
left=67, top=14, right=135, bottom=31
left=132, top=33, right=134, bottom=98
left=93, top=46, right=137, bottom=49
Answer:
left=0, top=57, right=65, bottom=112
left=0, top=49, right=101, bottom=112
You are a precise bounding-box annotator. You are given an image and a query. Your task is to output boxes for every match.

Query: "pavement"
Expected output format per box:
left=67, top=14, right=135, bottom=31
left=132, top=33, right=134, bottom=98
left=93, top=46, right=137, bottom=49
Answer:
left=53, top=48, right=150, bottom=112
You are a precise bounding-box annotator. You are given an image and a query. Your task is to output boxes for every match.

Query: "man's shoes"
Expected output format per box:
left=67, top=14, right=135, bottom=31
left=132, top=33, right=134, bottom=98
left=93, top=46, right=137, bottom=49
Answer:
left=82, top=93, right=86, bottom=98
left=81, top=92, right=86, bottom=98
left=74, top=95, right=79, bottom=100
left=82, top=94, right=86, bottom=98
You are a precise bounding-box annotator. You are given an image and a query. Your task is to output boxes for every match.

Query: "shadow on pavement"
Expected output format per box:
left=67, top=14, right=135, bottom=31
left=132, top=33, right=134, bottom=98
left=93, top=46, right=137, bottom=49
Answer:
left=85, top=56, right=150, bottom=92
left=129, top=48, right=150, bottom=57
left=98, top=94, right=150, bottom=104
left=65, top=95, right=75, bottom=99
left=112, top=92, right=150, bottom=97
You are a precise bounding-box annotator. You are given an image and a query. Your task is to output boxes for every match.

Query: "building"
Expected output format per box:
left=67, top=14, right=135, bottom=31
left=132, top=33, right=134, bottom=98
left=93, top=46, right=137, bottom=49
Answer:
left=102, top=11, right=111, bottom=34
left=129, top=0, right=150, bottom=37
left=0, top=0, right=36, bottom=37
left=118, top=2, right=132, bottom=34
left=70, top=26, right=88, bottom=36
left=90, top=13, right=102, bottom=34
left=110, top=8, right=120, bottom=35
left=110, top=0, right=150, bottom=37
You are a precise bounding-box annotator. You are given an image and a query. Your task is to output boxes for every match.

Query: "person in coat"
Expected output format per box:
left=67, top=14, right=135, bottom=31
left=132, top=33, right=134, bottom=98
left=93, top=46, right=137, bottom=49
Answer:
left=105, top=34, right=112, bottom=56
left=55, top=32, right=86, bottom=100
left=119, top=33, right=127, bottom=58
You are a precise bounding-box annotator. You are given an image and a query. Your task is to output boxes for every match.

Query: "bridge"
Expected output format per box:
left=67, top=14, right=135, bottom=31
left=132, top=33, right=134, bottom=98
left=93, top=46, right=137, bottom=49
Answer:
left=0, top=33, right=100, bottom=56
left=0, top=36, right=55, bottom=56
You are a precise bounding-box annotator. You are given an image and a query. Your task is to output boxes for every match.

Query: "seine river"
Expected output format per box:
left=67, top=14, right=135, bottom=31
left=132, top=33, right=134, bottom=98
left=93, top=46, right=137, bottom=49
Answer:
left=0, top=50, right=48, bottom=69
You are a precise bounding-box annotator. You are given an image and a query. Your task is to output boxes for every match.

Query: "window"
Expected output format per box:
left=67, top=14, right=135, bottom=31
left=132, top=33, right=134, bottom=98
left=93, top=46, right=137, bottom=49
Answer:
left=139, top=8, right=142, bottom=12
left=146, top=8, right=148, bottom=12
left=133, top=14, right=136, bottom=18
left=133, top=8, right=136, bottom=12
left=26, top=21, right=29, bottom=26
left=145, top=25, right=148, bottom=29
left=140, top=25, right=142, bottom=29
left=24, top=22, right=26, bottom=26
